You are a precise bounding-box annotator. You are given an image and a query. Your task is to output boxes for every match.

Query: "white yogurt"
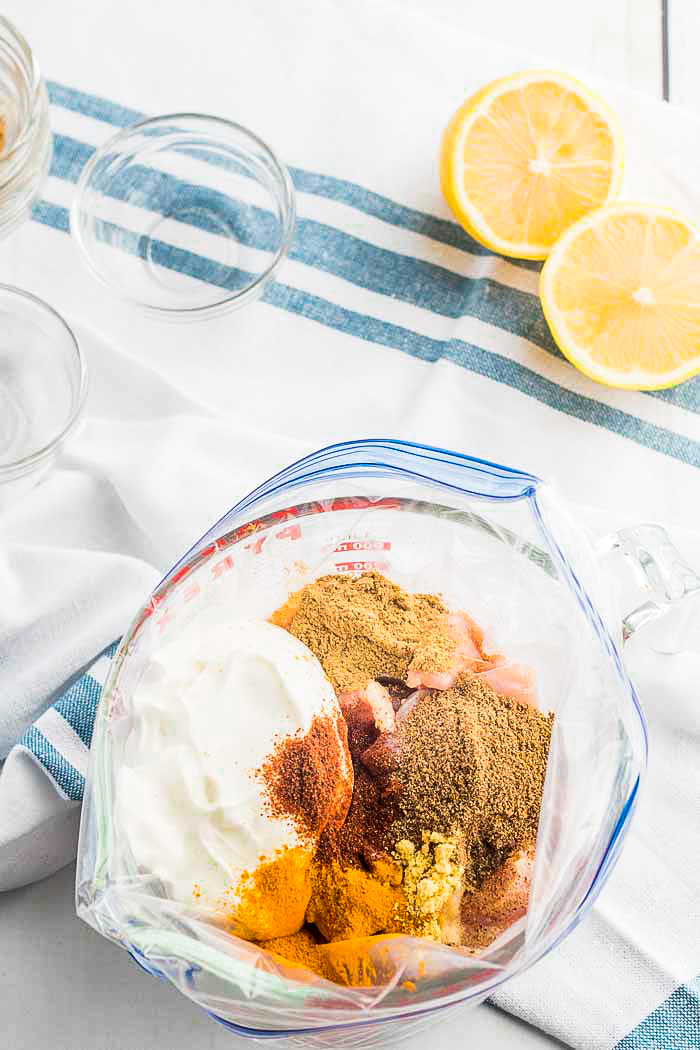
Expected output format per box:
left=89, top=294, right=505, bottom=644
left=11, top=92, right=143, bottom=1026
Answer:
left=115, top=618, right=349, bottom=909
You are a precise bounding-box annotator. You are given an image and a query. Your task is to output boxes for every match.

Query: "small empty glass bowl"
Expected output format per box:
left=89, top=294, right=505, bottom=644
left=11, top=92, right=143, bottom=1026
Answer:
left=0, top=285, right=87, bottom=502
left=70, top=114, right=296, bottom=320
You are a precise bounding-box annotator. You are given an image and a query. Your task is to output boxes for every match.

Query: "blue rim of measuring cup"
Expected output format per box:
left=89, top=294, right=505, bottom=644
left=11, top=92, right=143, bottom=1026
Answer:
left=121, top=438, right=647, bottom=1037
left=162, top=438, right=542, bottom=592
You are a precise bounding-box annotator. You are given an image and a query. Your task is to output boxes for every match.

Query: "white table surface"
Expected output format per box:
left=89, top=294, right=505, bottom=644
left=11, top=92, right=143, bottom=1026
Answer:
left=1, top=2, right=696, bottom=1048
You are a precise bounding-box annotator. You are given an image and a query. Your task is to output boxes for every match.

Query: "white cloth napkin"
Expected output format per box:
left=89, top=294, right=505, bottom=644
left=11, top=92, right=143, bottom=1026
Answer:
left=0, top=322, right=306, bottom=888
left=1, top=0, right=700, bottom=1046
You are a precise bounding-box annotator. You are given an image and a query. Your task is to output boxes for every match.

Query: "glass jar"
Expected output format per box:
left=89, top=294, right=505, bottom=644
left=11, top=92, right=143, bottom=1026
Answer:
left=0, top=15, right=51, bottom=241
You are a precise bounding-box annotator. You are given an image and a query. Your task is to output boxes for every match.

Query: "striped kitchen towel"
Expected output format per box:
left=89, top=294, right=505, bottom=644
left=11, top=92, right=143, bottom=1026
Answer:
left=1, top=1, right=700, bottom=1047
left=16, top=643, right=118, bottom=803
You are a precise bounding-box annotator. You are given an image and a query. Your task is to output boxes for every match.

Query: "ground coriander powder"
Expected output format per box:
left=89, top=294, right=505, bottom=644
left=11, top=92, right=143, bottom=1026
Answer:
left=271, top=571, right=456, bottom=691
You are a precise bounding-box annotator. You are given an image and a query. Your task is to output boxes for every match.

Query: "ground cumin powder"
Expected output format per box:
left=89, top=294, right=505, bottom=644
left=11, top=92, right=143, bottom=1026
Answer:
left=395, top=674, right=553, bottom=887
left=271, top=572, right=455, bottom=691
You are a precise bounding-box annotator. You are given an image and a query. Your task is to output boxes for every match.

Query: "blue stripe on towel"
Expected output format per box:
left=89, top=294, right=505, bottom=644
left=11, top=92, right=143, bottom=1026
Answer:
left=49, top=131, right=553, bottom=351
left=47, top=80, right=146, bottom=132
left=45, top=81, right=700, bottom=417
left=18, top=639, right=120, bottom=797
left=615, top=976, right=700, bottom=1049
left=46, top=80, right=537, bottom=266
left=54, top=673, right=103, bottom=749
left=18, top=725, right=86, bottom=802
left=30, top=194, right=700, bottom=471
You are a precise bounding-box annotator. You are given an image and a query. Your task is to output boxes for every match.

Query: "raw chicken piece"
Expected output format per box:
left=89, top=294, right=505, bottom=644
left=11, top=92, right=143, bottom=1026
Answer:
left=476, top=663, right=538, bottom=708
left=360, top=687, right=431, bottom=778
left=406, top=610, right=493, bottom=690
left=338, top=681, right=395, bottom=753
left=405, top=668, right=457, bottom=691
left=395, top=688, right=430, bottom=723
left=461, top=850, right=534, bottom=949
left=359, top=731, right=400, bottom=777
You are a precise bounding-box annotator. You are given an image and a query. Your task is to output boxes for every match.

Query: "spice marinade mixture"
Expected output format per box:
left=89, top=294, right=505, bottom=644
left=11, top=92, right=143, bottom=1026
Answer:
left=244, top=572, right=553, bottom=984
left=117, top=568, right=552, bottom=988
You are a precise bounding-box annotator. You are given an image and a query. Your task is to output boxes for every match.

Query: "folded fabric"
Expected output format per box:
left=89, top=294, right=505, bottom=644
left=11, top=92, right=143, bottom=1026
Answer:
left=2, top=0, right=700, bottom=1046
left=0, top=644, right=116, bottom=891
left=0, top=320, right=307, bottom=891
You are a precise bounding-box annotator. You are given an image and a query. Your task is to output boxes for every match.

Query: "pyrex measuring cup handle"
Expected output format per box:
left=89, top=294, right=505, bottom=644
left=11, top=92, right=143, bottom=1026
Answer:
left=598, top=524, right=700, bottom=653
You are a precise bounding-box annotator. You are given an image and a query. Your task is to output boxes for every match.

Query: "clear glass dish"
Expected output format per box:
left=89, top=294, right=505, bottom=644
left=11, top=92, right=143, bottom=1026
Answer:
left=0, top=285, right=87, bottom=503
left=70, top=113, right=296, bottom=320
left=0, top=15, right=52, bottom=240
left=76, top=440, right=699, bottom=1047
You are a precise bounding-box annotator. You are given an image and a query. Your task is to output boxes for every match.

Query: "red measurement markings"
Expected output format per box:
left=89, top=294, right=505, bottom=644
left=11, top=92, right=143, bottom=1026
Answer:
left=330, top=497, right=402, bottom=512
left=211, top=554, right=234, bottom=578
left=183, top=582, right=201, bottom=603
left=108, top=688, right=127, bottom=723
left=335, top=560, right=390, bottom=573
left=169, top=564, right=192, bottom=587
left=244, top=535, right=267, bottom=555
left=155, top=609, right=174, bottom=633
left=242, top=524, right=300, bottom=557
left=275, top=524, right=301, bottom=541
left=334, top=540, right=391, bottom=553
left=142, top=592, right=165, bottom=620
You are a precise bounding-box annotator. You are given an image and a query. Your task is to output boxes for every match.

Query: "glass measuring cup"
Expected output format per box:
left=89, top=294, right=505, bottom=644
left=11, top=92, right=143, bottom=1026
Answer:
left=76, top=440, right=699, bottom=1047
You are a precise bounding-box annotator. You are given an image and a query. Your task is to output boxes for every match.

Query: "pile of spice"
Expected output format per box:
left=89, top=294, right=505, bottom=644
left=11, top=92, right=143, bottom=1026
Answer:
left=395, top=833, right=464, bottom=941
left=271, top=571, right=457, bottom=690
left=393, top=676, right=553, bottom=888
left=233, top=572, right=554, bottom=986
left=218, top=708, right=352, bottom=943
left=258, top=713, right=351, bottom=841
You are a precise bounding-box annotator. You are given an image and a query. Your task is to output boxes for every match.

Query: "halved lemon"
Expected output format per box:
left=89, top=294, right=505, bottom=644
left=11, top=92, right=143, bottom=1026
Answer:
left=440, top=70, right=623, bottom=259
left=540, top=203, right=700, bottom=390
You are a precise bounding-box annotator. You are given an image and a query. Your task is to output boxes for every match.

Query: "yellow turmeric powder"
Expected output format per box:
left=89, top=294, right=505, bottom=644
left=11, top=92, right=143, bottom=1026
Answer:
left=317, top=935, right=434, bottom=989
left=318, top=935, right=384, bottom=986
left=305, top=860, right=404, bottom=941
left=260, top=928, right=403, bottom=988
left=261, top=927, right=332, bottom=980
left=225, top=846, right=313, bottom=941
left=249, top=857, right=408, bottom=986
